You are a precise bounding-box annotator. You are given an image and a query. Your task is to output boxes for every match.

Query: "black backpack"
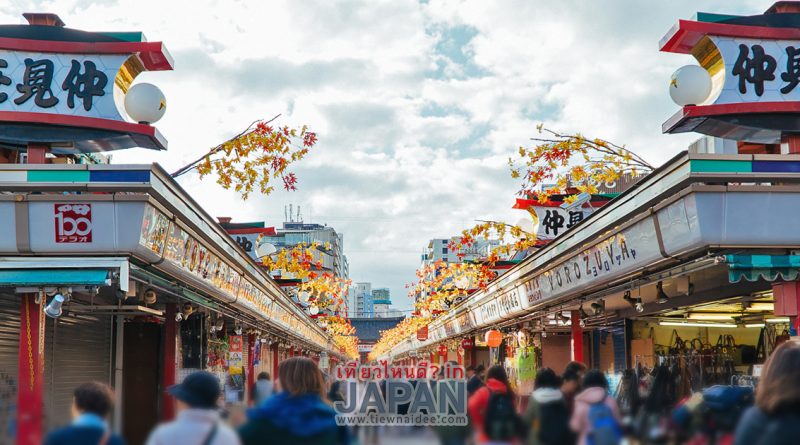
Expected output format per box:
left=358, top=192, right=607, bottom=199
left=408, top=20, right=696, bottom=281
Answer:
left=530, top=400, right=572, bottom=445
left=484, top=390, right=520, bottom=441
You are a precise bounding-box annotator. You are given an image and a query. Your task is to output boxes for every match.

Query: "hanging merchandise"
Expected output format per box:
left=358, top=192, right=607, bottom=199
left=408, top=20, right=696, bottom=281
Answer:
left=516, top=346, right=537, bottom=394
left=516, top=328, right=530, bottom=348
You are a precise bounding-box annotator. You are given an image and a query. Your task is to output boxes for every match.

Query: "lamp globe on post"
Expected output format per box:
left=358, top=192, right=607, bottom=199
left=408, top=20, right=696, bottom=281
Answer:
left=124, top=83, right=167, bottom=124
left=669, top=65, right=712, bottom=106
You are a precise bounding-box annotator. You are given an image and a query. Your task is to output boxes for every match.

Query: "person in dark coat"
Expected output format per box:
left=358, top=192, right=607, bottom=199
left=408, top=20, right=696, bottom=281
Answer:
left=734, top=340, right=800, bottom=445
left=523, top=368, right=573, bottom=445
left=238, top=357, right=347, bottom=445
left=44, top=382, right=126, bottom=445
left=467, top=364, right=486, bottom=396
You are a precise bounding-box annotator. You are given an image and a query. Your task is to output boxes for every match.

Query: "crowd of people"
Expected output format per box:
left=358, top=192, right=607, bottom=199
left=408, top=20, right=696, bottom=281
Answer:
left=44, top=356, right=345, bottom=445
left=41, top=339, right=800, bottom=445
left=456, top=339, right=800, bottom=445
left=461, top=361, right=622, bottom=445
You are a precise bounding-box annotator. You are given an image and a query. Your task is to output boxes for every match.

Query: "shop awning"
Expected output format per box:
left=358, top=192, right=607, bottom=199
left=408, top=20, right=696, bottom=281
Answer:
left=0, top=269, right=110, bottom=286
left=725, top=255, right=800, bottom=283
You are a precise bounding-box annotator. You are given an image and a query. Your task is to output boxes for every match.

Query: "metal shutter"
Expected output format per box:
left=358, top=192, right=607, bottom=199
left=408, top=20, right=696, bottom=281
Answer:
left=0, top=292, right=20, bottom=444
left=44, top=313, right=113, bottom=431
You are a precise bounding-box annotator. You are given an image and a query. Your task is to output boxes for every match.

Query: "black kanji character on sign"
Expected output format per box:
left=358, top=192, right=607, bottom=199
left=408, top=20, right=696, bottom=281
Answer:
left=566, top=211, right=584, bottom=228
left=0, top=59, right=10, bottom=103
left=62, top=60, right=107, bottom=111
left=732, top=44, right=776, bottom=96
left=542, top=209, right=565, bottom=236
left=781, top=46, right=800, bottom=94
left=15, top=58, right=58, bottom=107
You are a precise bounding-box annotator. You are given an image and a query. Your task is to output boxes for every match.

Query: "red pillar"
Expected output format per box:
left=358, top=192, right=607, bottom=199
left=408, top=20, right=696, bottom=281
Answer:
left=26, top=144, right=49, bottom=164
left=17, top=293, right=44, bottom=445
left=271, top=343, right=279, bottom=379
left=161, top=303, right=177, bottom=421
left=571, top=310, right=584, bottom=363
left=247, top=334, right=256, bottom=404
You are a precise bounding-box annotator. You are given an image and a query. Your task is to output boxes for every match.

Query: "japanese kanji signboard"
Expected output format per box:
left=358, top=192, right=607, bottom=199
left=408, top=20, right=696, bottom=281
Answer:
left=0, top=52, right=123, bottom=118
left=660, top=5, right=800, bottom=143
left=714, top=38, right=800, bottom=103
left=534, top=207, right=587, bottom=240
left=0, top=14, right=173, bottom=152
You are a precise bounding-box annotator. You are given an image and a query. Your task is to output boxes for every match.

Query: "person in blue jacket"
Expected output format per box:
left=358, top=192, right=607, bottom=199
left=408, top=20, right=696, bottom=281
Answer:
left=238, top=357, right=347, bottom=445
left=44, top=381, right=126, bottom=445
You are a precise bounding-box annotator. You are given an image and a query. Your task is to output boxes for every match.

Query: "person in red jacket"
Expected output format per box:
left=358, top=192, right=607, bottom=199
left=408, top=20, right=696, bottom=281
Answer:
left=468, top=365, right=520, bottom=444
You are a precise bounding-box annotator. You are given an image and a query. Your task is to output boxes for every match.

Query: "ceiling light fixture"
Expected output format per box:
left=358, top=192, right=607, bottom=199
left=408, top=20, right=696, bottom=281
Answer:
left=746, top=302, right=775, bottom=312
left=688, top=313, right=736, bottom=321
left=659, top=321, right=736, bottom=328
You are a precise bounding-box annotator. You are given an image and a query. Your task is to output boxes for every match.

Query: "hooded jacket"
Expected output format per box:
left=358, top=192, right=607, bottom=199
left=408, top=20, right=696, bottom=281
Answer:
left=523, top=388, right=572, bottom=445
left=569, top=387, right=622, bottom=445
left=238, top=392, right=343, bottom=445
left=468, top=378, right=515, bottom=444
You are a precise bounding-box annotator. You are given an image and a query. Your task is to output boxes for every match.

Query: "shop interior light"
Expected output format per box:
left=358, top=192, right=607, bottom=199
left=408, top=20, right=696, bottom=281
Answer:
left=688, top=313, right=735, bottom=321
left=623, top=290, right=645, bottom=313
left=557, top=312, right=571, bottom=325
left=659, top=321, right=736, bottom=328
left=745, top=323, right=766, bottom=328
left=655, top=282, right=669, bottom=304
left=766, top=317, right=791, bottom=323
left=746, top=302, right=775, bottom=312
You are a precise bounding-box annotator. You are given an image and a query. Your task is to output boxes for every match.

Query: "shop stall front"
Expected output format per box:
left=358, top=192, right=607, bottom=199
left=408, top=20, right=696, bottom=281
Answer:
left=388, top=151, right=800, bottom=399
left=0, top=163, right=339, bottom=444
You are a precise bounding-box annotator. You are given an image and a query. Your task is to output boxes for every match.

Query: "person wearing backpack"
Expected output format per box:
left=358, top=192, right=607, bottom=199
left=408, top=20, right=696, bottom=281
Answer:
left=468, top=365, right=521, bottom=444
left=569, top=370, right=622, bottom=445
left=734, top=340, right=800, bottom=445
left=522, top=368, right=573, bottom=445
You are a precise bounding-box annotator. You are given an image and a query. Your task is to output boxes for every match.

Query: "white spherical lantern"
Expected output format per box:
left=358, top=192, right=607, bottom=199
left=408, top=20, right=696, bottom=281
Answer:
left=124, top=83, right=166, bottom=124
left=669, top=65, right=712, bottom=106
left=309, top=305, right=319, bottom=316
left=455, top=276, right=470, bottom=290
left=516, top=217, right=536, bottom=235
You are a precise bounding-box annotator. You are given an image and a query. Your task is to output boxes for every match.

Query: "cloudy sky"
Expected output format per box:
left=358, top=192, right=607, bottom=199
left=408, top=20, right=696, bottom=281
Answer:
left=0, top=0, right=768, bottom=312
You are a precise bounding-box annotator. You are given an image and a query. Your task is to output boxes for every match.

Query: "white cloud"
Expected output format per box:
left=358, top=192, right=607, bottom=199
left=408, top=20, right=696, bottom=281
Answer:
left=0, top=0, right=771, bottom=311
